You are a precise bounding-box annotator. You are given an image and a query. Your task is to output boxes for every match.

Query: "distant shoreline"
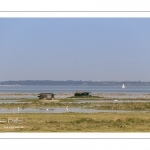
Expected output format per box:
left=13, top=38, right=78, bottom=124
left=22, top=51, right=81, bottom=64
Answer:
left=1, top=80, right=150, bottom=86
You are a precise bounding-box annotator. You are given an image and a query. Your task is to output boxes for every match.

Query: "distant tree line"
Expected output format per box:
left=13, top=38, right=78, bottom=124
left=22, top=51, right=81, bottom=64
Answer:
left=0, top=80, right=150, bottom=86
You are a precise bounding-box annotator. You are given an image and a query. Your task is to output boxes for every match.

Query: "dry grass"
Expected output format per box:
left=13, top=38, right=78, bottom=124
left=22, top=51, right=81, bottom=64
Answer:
left=0, top=112, right=150, bottom=132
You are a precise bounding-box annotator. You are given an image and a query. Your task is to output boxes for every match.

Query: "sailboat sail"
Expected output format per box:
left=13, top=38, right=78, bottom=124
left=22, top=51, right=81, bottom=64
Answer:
left=122, top=84, right=125, bottom=88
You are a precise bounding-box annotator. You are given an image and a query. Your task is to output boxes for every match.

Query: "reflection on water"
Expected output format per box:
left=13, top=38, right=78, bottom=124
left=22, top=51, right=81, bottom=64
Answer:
left=0, top=107, right=148, bottom=114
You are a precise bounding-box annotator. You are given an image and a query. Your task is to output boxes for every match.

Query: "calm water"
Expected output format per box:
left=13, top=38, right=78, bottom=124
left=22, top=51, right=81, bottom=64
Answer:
left=0, top=107, right=147, bottom=114
left=0, top=100, right=32, bottom=104
left=0, top=100, right=25, bottom=104
left=0, top=85, right=150, bottom=94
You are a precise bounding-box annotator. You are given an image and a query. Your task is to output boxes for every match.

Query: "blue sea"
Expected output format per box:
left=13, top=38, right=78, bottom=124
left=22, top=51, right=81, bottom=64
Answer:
left=0, top=85, right=150, bottom=94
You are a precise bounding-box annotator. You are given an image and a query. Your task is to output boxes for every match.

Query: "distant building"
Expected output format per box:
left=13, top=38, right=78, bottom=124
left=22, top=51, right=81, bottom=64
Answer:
left=74, top=91, right=90, bottom=97
left=38, top=93, right=55, bottom=100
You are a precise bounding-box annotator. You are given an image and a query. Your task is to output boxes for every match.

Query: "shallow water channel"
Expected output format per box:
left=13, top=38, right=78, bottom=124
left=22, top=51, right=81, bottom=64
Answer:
left=0, top=107, right=148, bottom=114
left=0, top=100, right=31, bottom=104
left=0, top=100, right=27, bottom=104
left=0, top=95, right=36, bottom=99
left=0, top=99, right=150, bottom=113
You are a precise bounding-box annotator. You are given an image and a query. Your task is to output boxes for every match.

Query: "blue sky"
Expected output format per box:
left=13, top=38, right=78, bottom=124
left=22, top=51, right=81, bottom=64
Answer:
left=0, top=18, right=150, bottom=81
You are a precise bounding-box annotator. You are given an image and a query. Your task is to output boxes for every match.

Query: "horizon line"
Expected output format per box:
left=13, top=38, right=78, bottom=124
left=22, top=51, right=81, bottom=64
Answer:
left=0, top=80, right=149, bottom=82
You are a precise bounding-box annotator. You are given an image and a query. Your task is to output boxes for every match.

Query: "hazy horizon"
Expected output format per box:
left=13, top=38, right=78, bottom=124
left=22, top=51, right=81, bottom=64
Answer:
left=1, top=18, right=150, bottom=81
left=0, top=80, right=150, bottom=82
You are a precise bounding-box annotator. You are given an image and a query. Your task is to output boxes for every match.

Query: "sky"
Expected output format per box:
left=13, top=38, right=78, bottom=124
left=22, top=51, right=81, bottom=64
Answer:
left=0, top=18, right=150, bottom=81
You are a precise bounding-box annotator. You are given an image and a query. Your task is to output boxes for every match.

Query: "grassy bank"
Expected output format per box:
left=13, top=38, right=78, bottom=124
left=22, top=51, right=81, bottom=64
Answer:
left=0, top=112, right=150, bottom=132
left=93, top=102, right=150, bottom=110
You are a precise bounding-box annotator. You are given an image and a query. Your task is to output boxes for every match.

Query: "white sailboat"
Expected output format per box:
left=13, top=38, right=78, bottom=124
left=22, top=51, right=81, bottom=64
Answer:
left=122, top=84, right=126, bottom=89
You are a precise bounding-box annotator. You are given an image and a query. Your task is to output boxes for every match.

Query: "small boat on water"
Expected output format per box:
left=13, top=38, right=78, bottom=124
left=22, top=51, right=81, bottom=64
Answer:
left=122, top=84, right=126, bottom=89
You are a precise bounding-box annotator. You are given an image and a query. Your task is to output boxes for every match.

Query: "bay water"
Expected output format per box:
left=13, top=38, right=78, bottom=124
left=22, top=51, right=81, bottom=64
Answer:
left=0, top=85, right=150, bottom=94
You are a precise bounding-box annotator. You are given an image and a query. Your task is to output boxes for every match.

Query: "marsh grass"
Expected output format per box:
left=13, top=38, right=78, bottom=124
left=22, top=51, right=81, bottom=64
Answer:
left=1, top=97, right=150, bottom=132
left=1, top=112, right=150, bottom=132
left=18, top=98, right=39, bottom=102
left=94, top=102, right=150, bottom=110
